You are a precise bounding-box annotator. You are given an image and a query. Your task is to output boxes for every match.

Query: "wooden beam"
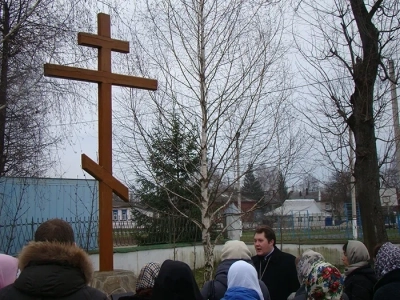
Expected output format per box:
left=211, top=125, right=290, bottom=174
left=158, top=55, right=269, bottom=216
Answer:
left=81, top=154, right=129, bottom=202
left=78, top=33, right=129, bottom=53
left=44, top=64, right=158, bottom=90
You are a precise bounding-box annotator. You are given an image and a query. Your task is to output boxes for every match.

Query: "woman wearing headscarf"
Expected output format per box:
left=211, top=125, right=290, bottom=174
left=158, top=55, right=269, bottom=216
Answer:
left=289, top=249, right=325, bottom=300
left=342, top=240, right=376, bottom=300
left=201, top=240, right=269, bottom=300
left=304, top=261, right=345, bottom=300
left=373, top=242, right=400, bottom=300
left=221, top=260, right=264, bottom=300
left=151, top=260, right=203, bottom=300
left=0, top=254, right=18, bottom=290
left=120, top=262, right=161, bottom=300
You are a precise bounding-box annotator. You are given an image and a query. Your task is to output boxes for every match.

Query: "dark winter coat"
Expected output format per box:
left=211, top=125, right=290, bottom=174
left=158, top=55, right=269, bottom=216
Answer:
left=151, top=260, right=203, bottom=300
left=201, top=259, right=270, bottom=300
left=118, top=292, right=148, bottom=300
left=252, top=247, right=299, bottom=300
left=0, top=241, right=107, bottom=300
left=373, top=268, right=400, bottom=300
left=344, top=265, right=377, bottom=300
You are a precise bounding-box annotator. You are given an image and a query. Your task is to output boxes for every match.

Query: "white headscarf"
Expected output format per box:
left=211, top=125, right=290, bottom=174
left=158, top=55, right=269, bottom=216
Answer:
left=227, top=260, right=264, bottom=300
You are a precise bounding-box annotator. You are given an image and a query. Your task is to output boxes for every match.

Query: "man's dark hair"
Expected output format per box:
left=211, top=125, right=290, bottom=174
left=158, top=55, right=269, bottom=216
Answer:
left=35, top=218, right=75, bottom=244
left=255, top=225, right=276, bottom=246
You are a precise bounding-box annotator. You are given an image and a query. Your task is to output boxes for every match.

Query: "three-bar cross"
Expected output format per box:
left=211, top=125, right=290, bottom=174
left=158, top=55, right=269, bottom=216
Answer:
left=44, top=13, right=157, bottom=271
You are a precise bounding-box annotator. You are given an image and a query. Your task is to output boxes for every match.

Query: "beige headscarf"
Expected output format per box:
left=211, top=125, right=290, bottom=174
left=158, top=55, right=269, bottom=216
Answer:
left=344, top=240, right=370, bottom=276
left=221, top=240, right=252, bottom=261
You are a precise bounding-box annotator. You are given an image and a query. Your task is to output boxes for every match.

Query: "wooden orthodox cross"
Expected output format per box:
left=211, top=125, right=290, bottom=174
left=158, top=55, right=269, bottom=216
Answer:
left=44, top=13, right=157, bottom=271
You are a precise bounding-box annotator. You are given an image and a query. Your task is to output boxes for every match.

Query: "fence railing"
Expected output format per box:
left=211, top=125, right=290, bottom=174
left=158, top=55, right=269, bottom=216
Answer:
left=242, top=211, right=400, bottom=243
left=113, top=216, right=201, bottom=247
left=0, top=216, right=202, bottom=256
left=0, top=217, right=99, bottom=256
left=3, top=214, right=400, bottom=256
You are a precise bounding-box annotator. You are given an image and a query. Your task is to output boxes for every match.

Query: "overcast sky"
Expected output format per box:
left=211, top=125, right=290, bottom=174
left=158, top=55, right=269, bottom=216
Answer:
left=44, top=0, right=400, bottom=189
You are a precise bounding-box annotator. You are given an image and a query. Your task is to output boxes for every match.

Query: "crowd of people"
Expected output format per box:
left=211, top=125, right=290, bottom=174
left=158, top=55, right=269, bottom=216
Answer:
left=0, top=220, right=399, bottom=300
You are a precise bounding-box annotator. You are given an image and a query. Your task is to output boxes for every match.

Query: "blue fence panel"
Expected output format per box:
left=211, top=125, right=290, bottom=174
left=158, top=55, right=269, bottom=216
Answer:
left=0, top=177, right=99, bottom=254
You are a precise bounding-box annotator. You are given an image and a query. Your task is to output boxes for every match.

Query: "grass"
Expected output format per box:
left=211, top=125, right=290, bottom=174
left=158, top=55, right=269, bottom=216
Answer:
left=193, top=262, right=218, bottom=287
left=194, top=267, right=207, bottom=287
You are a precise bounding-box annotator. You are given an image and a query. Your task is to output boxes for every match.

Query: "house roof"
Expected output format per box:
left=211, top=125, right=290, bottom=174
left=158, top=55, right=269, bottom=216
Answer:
left=265, top=199, right=329, bottom=216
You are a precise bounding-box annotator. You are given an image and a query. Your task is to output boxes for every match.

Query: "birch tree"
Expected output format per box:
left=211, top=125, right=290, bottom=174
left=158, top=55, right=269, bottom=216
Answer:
left=114, top=0, right=303, bottom=279
left=293, top=0, right=400, bottom=253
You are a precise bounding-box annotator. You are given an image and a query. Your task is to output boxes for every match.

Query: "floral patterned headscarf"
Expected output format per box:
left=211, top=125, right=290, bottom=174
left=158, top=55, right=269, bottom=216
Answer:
left=375, top=242, right=400, bottom=279
left=305, top=261, right=344, bottom=300
left=297, top=250, right=325, bottom=285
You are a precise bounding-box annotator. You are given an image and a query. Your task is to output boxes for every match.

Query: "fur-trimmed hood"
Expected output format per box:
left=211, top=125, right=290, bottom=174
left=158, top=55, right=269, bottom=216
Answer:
left=18, top=241, right=94, bottom=283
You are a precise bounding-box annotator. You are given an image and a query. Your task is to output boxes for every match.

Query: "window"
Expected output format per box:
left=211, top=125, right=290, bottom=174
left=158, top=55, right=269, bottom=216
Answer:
left=325, top=203, right=331, bottom=210
left=121, top=209, right=127, bottom=221
left=112, top=210, right=118, bottom=221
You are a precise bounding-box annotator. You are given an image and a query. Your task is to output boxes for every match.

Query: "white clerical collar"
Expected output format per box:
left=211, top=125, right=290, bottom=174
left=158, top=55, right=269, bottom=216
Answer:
left=264, top=247, right=275, bottom=260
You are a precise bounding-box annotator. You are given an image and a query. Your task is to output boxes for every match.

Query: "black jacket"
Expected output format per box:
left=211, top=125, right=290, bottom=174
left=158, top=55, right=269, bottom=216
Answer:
left=344, top=265, right=377, bottom=300
left=373, top=268, right=400, bottom=300
left=201, top=259, right=270, bottom=300
left=152, top=260, right=203, bottom=300
left=252, top=247, right=299, bottom=300
left=0, top=241, right=107, bottom=300
left=119, top=293, right=149, bottom=300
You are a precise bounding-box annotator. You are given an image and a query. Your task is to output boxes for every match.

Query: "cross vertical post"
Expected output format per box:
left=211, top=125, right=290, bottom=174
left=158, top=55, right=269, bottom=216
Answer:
left=97, top=14, right=113, bottom=271
left=43, top=13, right=157, bottom=271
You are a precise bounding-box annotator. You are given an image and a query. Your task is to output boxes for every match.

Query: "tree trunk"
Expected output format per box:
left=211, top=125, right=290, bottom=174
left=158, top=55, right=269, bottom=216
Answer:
left=348, top=0, right=388, bottom=253
left=0, top=2, right=11, bottom=176
left=198, top=0, right=215, bottom=281
left=201, top=216, right=214, bottom=281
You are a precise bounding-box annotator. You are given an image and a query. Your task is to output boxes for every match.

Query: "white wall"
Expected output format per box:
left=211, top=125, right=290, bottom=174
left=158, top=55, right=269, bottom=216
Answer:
left=89, top=243, right=347, bottom=276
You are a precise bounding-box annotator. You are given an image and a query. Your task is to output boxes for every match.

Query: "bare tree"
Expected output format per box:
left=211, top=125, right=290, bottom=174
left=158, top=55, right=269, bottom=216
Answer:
left=0, top=0, right=75, bottom=176
left=0, top=0, right=126, bottom=177
left=113, top=0, right=303, bottom=279
left=293, top=0, right=400, bottom=252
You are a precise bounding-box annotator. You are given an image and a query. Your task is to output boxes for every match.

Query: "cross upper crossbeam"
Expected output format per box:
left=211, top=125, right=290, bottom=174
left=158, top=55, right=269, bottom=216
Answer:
left=78, top=32, right=129, bottom=53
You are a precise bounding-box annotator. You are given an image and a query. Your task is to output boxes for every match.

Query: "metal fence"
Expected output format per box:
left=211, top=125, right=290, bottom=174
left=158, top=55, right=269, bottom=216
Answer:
left=0, top=217, right=98, bottom=255
left=242, top=209, right=400, bottom=243
left=113, top=216, right=201, bottom=247
left=3, top=213, right=400, bottom=256
left=0, top=216, right=202, bottom=256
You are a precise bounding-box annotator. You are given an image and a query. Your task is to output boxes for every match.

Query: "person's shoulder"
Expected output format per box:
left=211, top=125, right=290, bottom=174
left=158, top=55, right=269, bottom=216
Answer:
left=251, top=255, right=260, bottom=263
left=0, top=284, right=13, bottom=296
left=292, top=293, right=306, bottom=300
left=274, top=248, right=296, bottom=260
left=201, top=280, right=212, bottom=292
left=348, top=268, right=376, bottom=280
left=83, top=286, right=108, bottom=299
left=0, top=284, right=23, bottom=300
left=373, top=282, right=400, bottom=300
